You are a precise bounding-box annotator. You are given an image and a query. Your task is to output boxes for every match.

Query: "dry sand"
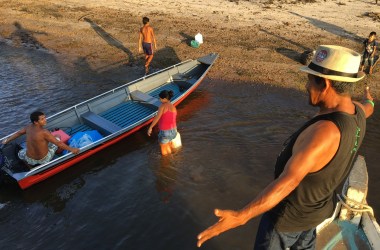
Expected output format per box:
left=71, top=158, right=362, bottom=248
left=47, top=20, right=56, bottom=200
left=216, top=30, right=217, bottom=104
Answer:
left=0, top=0, right=379, bottom=96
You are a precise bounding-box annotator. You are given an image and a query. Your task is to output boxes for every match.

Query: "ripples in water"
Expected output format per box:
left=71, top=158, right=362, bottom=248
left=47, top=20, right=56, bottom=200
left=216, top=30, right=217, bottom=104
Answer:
left=0, top=42, right=379, bottom=249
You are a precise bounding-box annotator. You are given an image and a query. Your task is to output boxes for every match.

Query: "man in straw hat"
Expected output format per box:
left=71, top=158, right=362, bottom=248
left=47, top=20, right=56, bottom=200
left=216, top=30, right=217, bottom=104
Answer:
left=197, top=45, right=375, bottom=249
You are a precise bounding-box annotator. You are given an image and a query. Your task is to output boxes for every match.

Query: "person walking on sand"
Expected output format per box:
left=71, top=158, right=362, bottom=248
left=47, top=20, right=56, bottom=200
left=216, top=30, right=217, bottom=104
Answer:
left=360, top=31, right=378, bottom=74
left=197, top=45, right=375, bottom=249
left=147, top=90, right=177, bottom=156
left=2, top=111, right=80, bottom=168
left=138, top=16, right=157, bottom=75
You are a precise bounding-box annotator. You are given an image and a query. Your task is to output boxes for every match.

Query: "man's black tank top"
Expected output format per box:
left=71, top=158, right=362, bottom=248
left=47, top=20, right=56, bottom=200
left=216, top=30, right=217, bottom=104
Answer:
left=268, top=104, right=366, bottom=232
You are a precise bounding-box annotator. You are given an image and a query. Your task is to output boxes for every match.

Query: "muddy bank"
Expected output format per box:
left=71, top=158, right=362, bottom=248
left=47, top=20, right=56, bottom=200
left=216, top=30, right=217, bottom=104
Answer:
left=0, top=0, right=379, bottom=98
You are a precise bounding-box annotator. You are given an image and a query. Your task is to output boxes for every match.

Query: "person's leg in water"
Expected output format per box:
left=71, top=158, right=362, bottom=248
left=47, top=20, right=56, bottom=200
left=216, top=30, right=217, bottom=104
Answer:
left=160, top=142, right=172, bottom=156
left=158, top=129, right=177, bottom=156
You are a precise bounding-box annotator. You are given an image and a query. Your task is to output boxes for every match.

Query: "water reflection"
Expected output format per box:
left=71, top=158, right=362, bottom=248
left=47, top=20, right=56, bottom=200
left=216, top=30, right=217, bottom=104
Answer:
left=176, top=89, right=211, bottom=122
left=23, top=178, right=85, bottom=213
left=154, top=156, right=178, bottom=203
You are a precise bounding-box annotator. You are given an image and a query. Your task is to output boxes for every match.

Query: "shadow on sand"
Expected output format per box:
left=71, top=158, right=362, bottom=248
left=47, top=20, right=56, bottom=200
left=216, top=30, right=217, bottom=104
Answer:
left=290, top=12, right=363, bottom=43
left=260, top=28, right=312, bottom=64
left=10, top=22, right=48, bottom=50
left=84, top=18, right=135, bottom=64
left=152, top=46, right=182, bottom=69
left=179, top=31, right=194, bottom=46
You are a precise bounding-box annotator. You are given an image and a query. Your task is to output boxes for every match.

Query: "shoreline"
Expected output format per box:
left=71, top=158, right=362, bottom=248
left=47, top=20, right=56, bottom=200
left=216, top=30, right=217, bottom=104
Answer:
left=0, top=0, right=379, bottom=98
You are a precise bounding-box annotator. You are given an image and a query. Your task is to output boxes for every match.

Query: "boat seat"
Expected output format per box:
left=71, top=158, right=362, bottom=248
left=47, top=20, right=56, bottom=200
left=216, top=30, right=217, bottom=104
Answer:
left=81, top=111, right=122, bottom=136
left=130, top=90, right=161, bottom=107
left=171, top=73, right=184, bottom=80
left=187, top=77, right=198, bottom=85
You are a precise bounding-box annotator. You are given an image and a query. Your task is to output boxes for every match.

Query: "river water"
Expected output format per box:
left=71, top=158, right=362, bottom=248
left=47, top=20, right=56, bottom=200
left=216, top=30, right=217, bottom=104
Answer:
left=0, top=42, right=379, bottom=250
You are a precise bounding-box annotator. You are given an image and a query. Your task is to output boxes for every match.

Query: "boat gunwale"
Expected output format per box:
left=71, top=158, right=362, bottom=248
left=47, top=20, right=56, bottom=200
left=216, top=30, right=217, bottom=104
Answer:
left=1, top=53, right=219, bottom=185
left=316, top=155, right=380, bottom=249
left=0, top=58, right=193, bottom=143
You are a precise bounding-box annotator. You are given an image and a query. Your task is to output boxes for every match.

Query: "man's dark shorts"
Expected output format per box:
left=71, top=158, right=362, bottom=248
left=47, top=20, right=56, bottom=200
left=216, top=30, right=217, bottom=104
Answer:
left=143, top=42, right=153, bottom=55
left=254, top=212, right=316, bottom=250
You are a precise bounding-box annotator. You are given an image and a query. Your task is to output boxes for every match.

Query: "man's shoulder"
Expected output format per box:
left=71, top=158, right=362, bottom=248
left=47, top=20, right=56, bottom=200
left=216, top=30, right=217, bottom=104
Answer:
left=29, top=127, right=50, bottom=135
left=301, top=119, right=340, bottom=139
left=141, top=25, right=153, bottom=31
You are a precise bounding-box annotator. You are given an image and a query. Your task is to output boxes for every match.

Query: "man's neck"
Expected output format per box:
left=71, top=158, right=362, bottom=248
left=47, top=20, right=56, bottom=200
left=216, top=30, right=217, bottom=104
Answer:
left=318, top=95, right=354, bottom=115
left=32, top=123, right=44, bottom=129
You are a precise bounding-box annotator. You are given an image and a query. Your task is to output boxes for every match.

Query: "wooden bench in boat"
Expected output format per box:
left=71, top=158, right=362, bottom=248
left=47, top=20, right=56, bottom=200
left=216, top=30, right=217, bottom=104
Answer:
left=81, top=111, right=122, bottom=136
left=130, top=90, right=161, bottom=107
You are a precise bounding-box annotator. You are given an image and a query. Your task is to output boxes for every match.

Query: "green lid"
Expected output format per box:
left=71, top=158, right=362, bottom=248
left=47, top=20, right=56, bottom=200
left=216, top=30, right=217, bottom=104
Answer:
left=190, top=40, right=200, bottom=48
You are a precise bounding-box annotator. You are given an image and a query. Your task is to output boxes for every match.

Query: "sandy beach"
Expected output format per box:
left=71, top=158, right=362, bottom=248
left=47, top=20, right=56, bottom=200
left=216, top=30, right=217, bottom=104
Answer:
left=1, top=1, right=380, bottom=249
left=0, top=0, right=379, bottom=97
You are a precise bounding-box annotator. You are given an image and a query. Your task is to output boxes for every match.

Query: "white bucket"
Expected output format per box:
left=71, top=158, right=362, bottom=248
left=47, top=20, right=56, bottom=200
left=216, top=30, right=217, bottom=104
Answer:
left=171, top=132, right=182, bottom=148
left=195, top=33, right=203, bottom=44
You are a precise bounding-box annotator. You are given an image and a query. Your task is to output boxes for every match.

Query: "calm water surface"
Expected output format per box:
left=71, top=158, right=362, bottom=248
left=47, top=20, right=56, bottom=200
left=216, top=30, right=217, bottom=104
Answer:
left=0, top=43, right=379, bottom=250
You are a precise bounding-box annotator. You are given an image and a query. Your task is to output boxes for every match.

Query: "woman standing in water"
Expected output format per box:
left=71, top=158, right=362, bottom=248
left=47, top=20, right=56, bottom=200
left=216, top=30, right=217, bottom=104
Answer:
left=147, top=90, right=178, bottom=155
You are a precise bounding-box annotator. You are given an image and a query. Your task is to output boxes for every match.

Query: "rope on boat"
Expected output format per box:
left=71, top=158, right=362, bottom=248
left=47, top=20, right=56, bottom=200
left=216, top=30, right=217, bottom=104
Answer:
left=337, top=193, right=374, bottom=217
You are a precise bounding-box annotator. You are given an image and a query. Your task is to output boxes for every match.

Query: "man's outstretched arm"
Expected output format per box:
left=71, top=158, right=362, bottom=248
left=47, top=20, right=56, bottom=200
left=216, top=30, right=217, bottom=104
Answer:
left=197, top=120, right=340, bottom=247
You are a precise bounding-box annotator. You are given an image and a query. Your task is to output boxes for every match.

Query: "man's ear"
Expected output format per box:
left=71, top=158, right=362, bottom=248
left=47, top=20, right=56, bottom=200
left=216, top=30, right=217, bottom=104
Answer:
left=322, top=78, right=331, bottom=92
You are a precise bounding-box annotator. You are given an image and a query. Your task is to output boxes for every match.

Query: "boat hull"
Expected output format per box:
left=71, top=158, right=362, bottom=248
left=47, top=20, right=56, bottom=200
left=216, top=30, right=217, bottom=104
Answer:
left=316, top=155, right=380, bottom=249
left=1, top=53, right=218, bottom=189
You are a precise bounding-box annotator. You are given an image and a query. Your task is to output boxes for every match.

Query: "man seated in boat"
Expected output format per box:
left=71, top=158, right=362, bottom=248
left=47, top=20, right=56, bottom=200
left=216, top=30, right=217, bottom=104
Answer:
left=2, top=111, right=80, bottom=168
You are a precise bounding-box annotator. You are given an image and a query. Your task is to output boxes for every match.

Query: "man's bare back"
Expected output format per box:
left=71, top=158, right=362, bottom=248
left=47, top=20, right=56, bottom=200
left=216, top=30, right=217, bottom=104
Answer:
left=25, top=124, right=51, bottom=160
left=2, top=111, right=79, bottom=166
left=140, top=25, right=155, bottom=43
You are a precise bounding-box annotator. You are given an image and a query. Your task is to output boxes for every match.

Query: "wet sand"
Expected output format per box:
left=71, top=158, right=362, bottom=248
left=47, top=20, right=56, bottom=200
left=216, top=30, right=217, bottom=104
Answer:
left=0, top=0, right=379, bottom=98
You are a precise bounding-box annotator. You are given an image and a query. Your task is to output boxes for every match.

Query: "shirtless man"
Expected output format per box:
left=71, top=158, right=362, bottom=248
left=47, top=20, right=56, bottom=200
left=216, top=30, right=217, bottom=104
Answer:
left=138, top=16, right=157, bottom=75
left=2, top=111, right=79, bottom=167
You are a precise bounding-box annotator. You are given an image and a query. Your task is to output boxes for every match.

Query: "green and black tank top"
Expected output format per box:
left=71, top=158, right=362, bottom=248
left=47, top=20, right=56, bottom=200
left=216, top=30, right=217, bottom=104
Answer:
left=268, top=103, right=366, bottom=232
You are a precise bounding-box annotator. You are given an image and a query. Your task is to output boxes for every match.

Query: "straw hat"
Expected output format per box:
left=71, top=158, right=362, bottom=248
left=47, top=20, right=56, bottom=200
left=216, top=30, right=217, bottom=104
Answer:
left=300, top=45, right=365, bottom=82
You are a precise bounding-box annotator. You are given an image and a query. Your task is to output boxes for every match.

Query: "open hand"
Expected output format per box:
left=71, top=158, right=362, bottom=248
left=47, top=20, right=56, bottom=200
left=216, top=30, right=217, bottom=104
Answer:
left=197, top=209, right=245, bottom=247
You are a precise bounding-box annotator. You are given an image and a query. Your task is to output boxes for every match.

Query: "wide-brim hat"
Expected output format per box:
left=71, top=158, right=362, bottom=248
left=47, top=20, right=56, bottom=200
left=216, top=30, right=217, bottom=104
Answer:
left=300, top=45, right=365, bottom=82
